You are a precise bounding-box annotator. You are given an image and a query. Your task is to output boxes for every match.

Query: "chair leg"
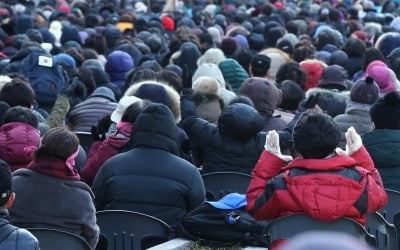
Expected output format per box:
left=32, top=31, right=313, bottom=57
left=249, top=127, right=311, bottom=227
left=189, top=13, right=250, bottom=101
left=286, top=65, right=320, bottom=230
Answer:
left=130, top=234, right=135, bottom=250
left=113, top=233, right=118, bottom=250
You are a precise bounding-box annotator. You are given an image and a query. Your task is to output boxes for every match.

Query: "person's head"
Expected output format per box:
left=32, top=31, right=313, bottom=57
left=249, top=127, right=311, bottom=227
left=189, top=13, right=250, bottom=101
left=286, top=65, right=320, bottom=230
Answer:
left=126, top=68, right=157, bottom=90
left=121, top=100, right=151, bottom=123
left=350, top=77, right=380, bottom=105
left=329, top=50, right=348, bottom=67
left=157, top=69, right=183, bottom=94
left=84, top=33, right=107, bottom=55
left=318, top=64, right=348, bottom=91
left=35, top=128, right=79, bottom=161
left=276, top=62, right=307, bottom=89
left=250, top=54, right=271, bottom=77
left=192, top=76, right=219, bottom=96
left=0, top=160, right=14, bottom=208
left=3, top=106, right=38, bottom=128
left=341, top=37, right=366, bottom=57
left=370, top=91, right=400, bottom=130
left=293, top=43, right=315, bottom=63
left=278, top=80, right=305, bottom=110
left=362, top=48, right=385, bottom=71
left=315, top=31, right=338, bottom=51
left=0, top=78, right=35, bottom=108
left=218, top=103, right=265, bottom=141
left=293, top=110, right=340, bottom=158
left=228, top=95, right=255, bottom=107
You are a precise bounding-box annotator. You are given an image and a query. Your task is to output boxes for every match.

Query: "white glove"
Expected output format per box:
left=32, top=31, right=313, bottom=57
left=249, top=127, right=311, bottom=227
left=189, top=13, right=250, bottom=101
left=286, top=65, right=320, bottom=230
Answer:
left=335, top=127, right=362, bottom=156
left=264, top=130, right=293, bottom=162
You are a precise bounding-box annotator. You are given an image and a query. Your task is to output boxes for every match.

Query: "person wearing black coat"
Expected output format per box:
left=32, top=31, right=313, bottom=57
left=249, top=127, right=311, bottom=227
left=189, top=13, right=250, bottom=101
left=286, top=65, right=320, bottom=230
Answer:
left=180, top=88, right=271, bottom=175
left=92, top=103, right=205, bottom=228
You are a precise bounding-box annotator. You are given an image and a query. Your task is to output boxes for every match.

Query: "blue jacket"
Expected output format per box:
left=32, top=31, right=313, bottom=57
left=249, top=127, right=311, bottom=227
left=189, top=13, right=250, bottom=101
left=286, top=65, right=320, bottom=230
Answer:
left=0, top=207, right=38, bottom=250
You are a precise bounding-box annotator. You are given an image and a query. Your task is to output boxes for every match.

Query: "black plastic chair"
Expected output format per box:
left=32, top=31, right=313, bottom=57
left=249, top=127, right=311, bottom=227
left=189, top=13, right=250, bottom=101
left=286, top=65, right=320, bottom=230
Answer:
left=264, top=214, right=377, bottom=248
left=380, top=189, right=400, bottom=250
left=366, top=212, right=398, bottom=250
left=75, top=131, right=93, bottom=153
left=380, top=189, right=400, bottom=223
left=27, top=228, right=91, bottom=250
left=202, top=172, right=252, bottom=201
left=96, top=210, right=173, bottom=250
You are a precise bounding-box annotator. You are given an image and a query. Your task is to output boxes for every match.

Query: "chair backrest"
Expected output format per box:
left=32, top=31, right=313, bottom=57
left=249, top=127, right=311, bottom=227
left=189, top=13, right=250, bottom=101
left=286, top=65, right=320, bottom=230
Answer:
left=380, top=189, right=400, bottom=223
left=366, top=212, right=398, bottom=250
left=96, top=210, right=173, bottom=250
left=265, top=214, right=377, bottom=248
left=75, top=131, right=93, bottom=153
left=202, top=172, right=252, bottom=201
left=27, top=228, right=91, bottom=250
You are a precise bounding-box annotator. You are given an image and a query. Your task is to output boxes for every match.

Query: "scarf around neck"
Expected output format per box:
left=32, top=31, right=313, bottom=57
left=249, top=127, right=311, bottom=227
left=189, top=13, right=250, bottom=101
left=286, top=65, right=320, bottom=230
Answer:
left=27, top=155, right=80, bottom=181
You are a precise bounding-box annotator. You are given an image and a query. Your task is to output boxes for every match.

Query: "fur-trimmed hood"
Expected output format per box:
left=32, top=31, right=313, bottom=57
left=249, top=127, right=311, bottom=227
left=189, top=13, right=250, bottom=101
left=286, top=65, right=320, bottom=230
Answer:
left=124, top=81, right=181, bottom=122
left=305, top=87, right=350, bottom=117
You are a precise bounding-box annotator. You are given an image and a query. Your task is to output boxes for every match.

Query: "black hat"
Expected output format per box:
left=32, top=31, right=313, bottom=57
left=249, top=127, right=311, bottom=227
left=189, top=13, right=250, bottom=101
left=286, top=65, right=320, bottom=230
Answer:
left=350, top=77, right=380, bottom=105
left=318, top=65, right=348, bottom=91
left=370, top=91, right=400, bottom=129
left=251, top=54, right=271, bottom=76
left=293, top=110, right=340, bottom=159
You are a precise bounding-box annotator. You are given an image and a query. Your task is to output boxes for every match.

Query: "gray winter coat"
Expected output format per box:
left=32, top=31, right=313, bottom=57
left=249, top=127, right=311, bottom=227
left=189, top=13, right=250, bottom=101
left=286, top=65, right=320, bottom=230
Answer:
left=68, top=96, right=117, bottom=132
left=9, top=169, right=99, bottom=248
left=333, top=102, right=373, bottom=148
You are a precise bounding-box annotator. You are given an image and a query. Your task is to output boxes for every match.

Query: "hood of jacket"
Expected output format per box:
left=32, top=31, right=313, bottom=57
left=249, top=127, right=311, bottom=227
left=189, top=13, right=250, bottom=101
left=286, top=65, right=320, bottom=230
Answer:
left=105, top=50, right=134, bottom=87
left=132, top=103, right=179, bottom=155
left=124, top=81, right=181, bottom=122
left=239, top=77, right=282, bottom=117
left=305, top=87, right=350, bottom=117
left=218, top=103, right=265, bottom=141
left=0, top=122, right=41, bottom=170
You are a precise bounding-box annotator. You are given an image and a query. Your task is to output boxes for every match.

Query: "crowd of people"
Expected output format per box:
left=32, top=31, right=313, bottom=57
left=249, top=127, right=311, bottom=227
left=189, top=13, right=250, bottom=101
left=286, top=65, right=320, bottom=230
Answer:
left=0, top=0, right=398, bottom=248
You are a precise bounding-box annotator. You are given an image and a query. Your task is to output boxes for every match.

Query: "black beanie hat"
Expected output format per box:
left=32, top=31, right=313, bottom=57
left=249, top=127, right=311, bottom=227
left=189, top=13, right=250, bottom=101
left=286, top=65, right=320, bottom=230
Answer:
left=293, top=110, right=340, bottom=159
left=370, top=91, right=400, bottom=129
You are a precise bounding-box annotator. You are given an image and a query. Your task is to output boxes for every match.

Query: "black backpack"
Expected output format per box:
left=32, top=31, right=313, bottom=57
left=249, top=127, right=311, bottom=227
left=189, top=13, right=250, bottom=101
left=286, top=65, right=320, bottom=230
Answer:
left=178, top=202, right=269, bottom=247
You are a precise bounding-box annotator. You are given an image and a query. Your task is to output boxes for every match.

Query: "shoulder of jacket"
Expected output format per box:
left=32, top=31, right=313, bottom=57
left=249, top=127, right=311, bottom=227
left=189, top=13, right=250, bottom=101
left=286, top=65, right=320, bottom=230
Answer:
left=64, top=181, right=95, bottom=199
left=12, top=168, right=34, bottom=177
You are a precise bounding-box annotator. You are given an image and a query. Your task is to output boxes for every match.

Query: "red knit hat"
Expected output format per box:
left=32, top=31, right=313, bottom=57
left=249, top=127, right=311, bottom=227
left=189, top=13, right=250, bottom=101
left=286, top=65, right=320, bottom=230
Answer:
left=162, top=16, right=175, bottom=32
left=352, top=30, right=368, bottom=41
left=300, top=60, right=325, bottom=91
left=59, top=4, right=71, bottom=13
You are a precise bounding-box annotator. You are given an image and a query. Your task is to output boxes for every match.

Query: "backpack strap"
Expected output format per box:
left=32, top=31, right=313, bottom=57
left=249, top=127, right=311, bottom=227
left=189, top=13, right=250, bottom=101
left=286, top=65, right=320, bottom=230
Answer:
left=0, top=222, right=18, bottom=243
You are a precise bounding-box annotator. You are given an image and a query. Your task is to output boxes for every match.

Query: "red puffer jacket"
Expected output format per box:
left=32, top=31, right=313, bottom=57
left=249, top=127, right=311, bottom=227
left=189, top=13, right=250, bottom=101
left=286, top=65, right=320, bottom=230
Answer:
left=246, top=146, right=387, bottom=225
left=0, top=122, right=41, bottom=171
left=81, top=122, right=131, bottom=185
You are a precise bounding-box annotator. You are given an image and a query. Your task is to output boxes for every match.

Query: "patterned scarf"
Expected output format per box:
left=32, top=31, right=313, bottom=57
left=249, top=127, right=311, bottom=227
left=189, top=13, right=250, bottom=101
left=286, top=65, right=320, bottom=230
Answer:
left=27, top=155, right=80, bottom=181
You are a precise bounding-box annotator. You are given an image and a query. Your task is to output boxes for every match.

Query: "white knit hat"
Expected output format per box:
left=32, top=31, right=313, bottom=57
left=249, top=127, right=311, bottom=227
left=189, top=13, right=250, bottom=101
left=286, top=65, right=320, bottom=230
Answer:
left=111, top=96, right=142, bottom=123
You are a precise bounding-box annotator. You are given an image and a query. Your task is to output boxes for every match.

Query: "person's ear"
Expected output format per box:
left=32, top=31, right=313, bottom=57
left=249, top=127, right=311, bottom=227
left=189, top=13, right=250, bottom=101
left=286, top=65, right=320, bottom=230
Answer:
left=5, top=192, right=15, bottom=208
left=371, top=121, right=375, bottom=130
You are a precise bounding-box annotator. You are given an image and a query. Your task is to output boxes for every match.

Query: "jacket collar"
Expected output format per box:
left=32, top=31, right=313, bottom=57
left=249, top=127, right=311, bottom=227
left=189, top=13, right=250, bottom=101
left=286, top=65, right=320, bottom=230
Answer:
left=284, top=154, right=358, bottom=171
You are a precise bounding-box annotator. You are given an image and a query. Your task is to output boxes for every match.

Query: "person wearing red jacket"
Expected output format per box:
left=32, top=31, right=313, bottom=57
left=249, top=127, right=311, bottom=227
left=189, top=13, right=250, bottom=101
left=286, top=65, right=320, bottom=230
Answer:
left=246, top=110, right=387, bottom=228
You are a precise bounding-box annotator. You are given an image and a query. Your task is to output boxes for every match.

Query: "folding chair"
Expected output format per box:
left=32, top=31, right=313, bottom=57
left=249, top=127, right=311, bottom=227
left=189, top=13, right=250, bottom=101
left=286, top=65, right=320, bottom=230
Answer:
left=96, top=210, right=173, bottom=250
left=366, top=212, right=397, bottom=250
left=202, top=172, right=252, bottom=201
left=27, top=228, right=91, bottom=250
left=264, top=214, right=377, bottom=248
